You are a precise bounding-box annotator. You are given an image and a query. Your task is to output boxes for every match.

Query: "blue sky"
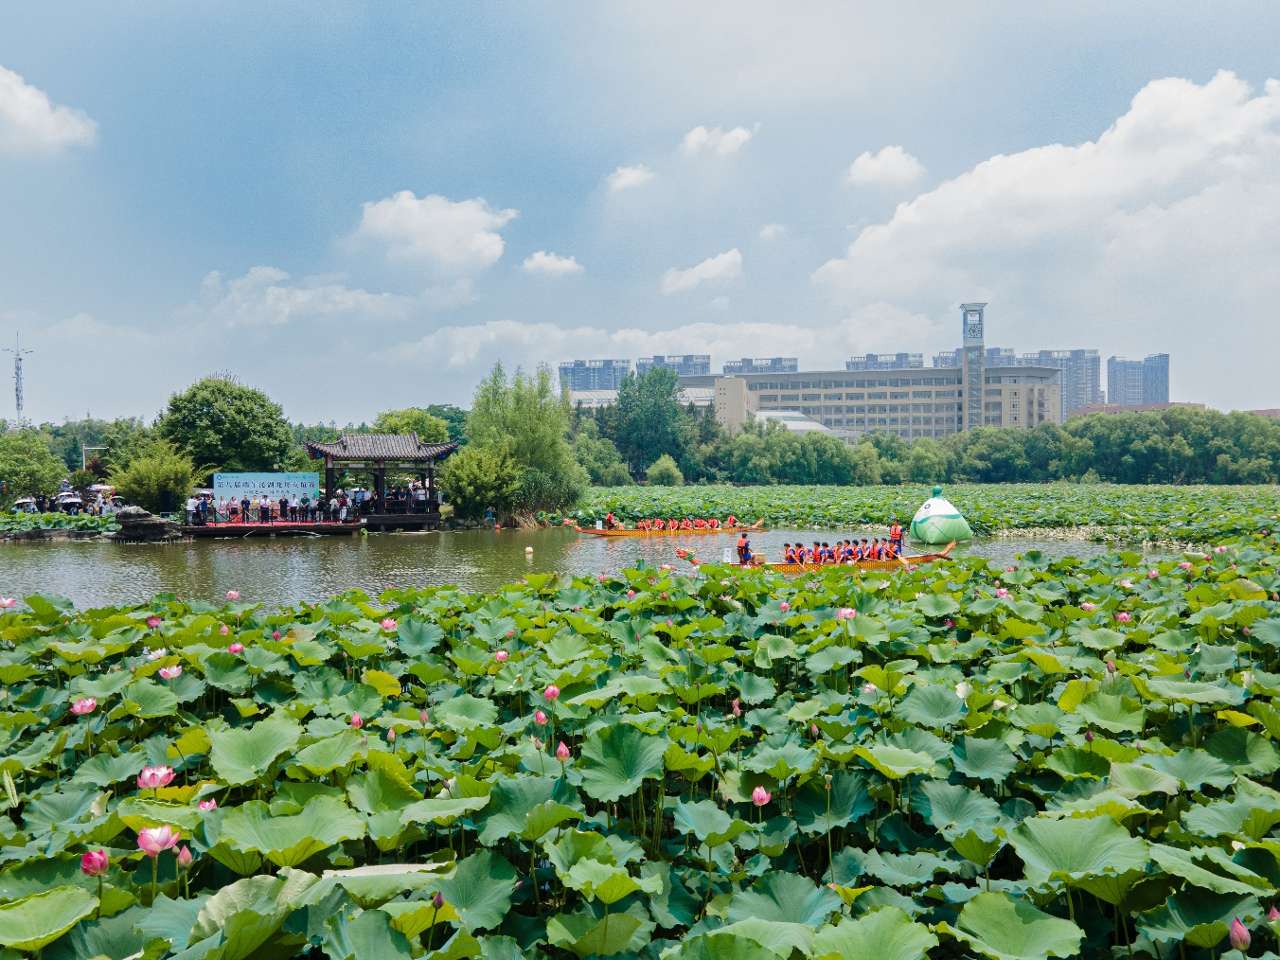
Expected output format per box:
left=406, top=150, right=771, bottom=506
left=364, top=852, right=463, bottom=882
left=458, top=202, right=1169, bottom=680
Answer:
left=3, top=2, right=1280, bottom=422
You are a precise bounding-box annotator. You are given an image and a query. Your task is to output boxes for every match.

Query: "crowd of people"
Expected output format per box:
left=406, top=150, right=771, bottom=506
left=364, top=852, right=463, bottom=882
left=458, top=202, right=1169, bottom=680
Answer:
left=603, top=512, right=742, bottom=530
left=184, top=481, right=439, bottom=525
left=732, top=520, right=905, bottom=567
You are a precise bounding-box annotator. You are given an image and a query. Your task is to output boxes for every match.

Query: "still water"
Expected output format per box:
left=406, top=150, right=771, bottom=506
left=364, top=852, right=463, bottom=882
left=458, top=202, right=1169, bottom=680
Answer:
left=0, top=528, right=1116, bottom=609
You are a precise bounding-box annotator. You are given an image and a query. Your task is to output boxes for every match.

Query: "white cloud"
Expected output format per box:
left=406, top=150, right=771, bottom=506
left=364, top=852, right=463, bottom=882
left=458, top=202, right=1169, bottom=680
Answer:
left=814, top=71, right=1280, bottom=408
left=681, top=124, right=757, bottom=156
left=0, top=65, right=97, bottom=154
left=181, top=265, right=471, bottom=329
left=380, top=301, right=939, bottom=374
left=758, top=223, right=786, bottom=241
left=353, top=191, right=517, bottom=272
left=660, top=248, right=743, bottom=295
left=709, top=296, right=730, bottom=311
left=846, top=145, right=925, bottom=187
left=606, top=163, right=656, bottom=192
left=522, top=250, right=584, bottom=277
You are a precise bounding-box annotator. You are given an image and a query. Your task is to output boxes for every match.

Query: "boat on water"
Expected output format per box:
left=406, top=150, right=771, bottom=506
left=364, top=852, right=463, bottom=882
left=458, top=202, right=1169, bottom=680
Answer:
left=575, top=519, right=765, bottom=538
left=764, top=541, right=955, bottom=574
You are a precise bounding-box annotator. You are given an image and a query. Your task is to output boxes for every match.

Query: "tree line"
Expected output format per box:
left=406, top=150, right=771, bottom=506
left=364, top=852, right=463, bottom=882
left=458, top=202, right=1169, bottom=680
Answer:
left=4, top=367, right=1278, bottom=517
left=569, top=367, right=1280, bottom=486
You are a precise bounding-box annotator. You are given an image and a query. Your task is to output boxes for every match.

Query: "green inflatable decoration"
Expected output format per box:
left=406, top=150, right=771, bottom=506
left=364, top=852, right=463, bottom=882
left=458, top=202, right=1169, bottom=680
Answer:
left=910, top=485, right=973, bottom=544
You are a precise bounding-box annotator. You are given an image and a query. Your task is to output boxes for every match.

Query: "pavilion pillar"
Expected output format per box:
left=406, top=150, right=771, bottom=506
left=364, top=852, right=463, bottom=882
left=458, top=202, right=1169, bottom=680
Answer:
left=324, top=463, right=335, bottom=503
left=374, top=468, right=385, bottom=513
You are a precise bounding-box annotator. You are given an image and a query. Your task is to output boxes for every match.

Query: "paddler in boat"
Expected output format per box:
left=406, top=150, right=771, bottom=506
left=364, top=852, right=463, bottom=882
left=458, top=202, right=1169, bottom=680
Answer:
left=726, top=514, right=738, bottom=528
left=605, top=511, right=620, bottom=529
left=889, top=517, right=904, bottom=553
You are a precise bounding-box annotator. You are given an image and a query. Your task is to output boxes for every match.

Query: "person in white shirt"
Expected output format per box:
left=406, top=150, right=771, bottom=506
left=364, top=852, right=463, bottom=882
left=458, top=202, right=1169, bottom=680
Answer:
left=185, top=496, right=198, bottom=525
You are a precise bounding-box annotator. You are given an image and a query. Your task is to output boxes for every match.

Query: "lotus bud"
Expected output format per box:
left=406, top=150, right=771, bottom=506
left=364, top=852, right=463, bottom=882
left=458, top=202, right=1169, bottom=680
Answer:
left=1115, top=611, right=1132, bottom=623
left=176, top=845, right=193, bottom=868
left=198, top=798, right=218, bottom=811
left=388, top=728, right=397, bottom=743
left=225, top=590, right=240, bottom=601
left=995, top=588, right=1009, bottom=599
left=351, top=713, right=363, bottom=730
left=1085, top=729, right=1094, bottom=742
left=944, top=618, right=956, bottom=629
left=534, top=709, right=548, bottom=725
left=556, top=741, right=571, bottom=761
left=1268, top=905, right=1280, bottom=921
left=1229, top=917, right=1250, bottom=951
left=1148, top=569, right=1158, bottom=579
left=730, top=698, right=742, bottom=718
left=543, top=685, right=560, bottom=701
left=1120, top=579, right=1133, bottom=589
left=71, top=697, right=97, bottom=716
left=219, top=624, right=230, bottom=636
left=228, top=642, right=244, bottom=654
left=505, top=628, right=515, bottom=638
left=146, top=616, right=162, bottom=629
left=824, top=774, right=832, bottom=790
left=779, top=601, right=790, bottom=613
left=836, top=607, right=856, bottom=620
left=1179, top=561, right=1193, bottom=571
left=751, top=786, right=771, bottom=806
left=810, top=723, right=819, bottom=737
left=495, top=650, right=509, bottom=662
left=1106, top=660, right=1116, bottom=674
left=1080, top=601, right=1097, bottom=611
left=955, top=681, right=972, bottom=700
left=419, top=710, right=429, bottom=725
left=80, top=849, right=109, bottom=876
left=433, top=891, right=445, bottom=910
left=271, top=630, right=281, bottom=640
left=158, top=665, right=182, bottom=680
left=626, top=590, right=636, bottom=599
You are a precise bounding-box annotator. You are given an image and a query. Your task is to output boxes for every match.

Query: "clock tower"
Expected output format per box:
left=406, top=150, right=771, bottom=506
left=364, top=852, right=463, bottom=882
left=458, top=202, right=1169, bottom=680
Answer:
left=959, top=302, right=987, bottom=431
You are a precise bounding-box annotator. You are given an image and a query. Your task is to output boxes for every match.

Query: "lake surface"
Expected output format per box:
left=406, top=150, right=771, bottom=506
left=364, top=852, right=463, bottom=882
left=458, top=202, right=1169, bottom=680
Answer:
left=0, top=527, right=1118, bottom=609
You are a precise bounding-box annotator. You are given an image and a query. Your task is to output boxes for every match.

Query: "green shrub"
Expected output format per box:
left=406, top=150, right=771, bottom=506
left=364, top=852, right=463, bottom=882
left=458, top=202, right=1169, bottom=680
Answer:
left=108, top=440, right=199, bottom=513
left=440, top=445, right=521, bottom=520
left=646, top=453, right=684, bottom=486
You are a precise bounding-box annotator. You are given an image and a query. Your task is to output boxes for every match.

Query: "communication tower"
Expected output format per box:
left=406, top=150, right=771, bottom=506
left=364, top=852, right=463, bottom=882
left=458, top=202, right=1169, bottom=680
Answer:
left=4, top=334, right=32, bottom=427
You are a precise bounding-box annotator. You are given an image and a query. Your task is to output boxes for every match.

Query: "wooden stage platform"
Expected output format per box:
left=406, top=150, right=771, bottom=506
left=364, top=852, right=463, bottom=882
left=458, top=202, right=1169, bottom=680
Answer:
left=181, top=514, right=442, bottom=538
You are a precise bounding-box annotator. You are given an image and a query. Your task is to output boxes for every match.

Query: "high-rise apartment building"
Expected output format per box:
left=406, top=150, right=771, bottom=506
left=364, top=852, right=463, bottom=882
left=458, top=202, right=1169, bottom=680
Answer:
left=1023, top=349, right=1102, bottom=416
left=723, top=357, right=799, bottom=375
left=1107, top=357, right=1144, bottom=406
left=1142, top=353, right=1169, bottom=404
left=934, top=346, right=1017, bottom=367
left=636, top=354, right=711, bottom=376
left=558, top=359, right=632, bottom=392
left=846, top=353, right=924, bottom=370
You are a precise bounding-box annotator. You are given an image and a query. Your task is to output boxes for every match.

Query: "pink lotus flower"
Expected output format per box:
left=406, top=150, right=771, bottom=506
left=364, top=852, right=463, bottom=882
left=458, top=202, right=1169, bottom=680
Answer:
left=0, top=598, right=16, bottom=609
left=534, top=709, right=548, bottom=725
left=1120, top=579, right=1133, bottom=589
left=147, top=647, right=168, bottom=661
left=71, top=697, right=97, bottom=716
left=1115, top=611, right=1133, bottom=623
left=137, top=825, right=180, bottom=857
left=1080, top=601, right=1097, bottom=612
left=271, top=630, right=281, bottom=640
left=351, top=713, right=363, bottom=730
left=751, top=786, right=772, bottom=806
left=556, top=741, right=571, bottom=761
left=995, top=588, right=1009, bottom=599
left=1179, top=561, right=1193, bottom=571
left=225, top=590, right=240, bottom=601
left=626, top=590, right=636, bottom=599
left=597, top=574, right=607, bottom=583
left=944, top=618, right=955, bottom=629
left=544, top=685, right=560, bottom=701
left=495, top=650, right=509, bottom=662
left=1006, top=566, right=1016, bottom=573
left=1268, top=905, right=1280, bottom=922
left=158, top=665, right=182, bottom=680
left=138, top=766, right=175, bottom=790
left=146, top=616, right=162, bottom=629
left=81, top=849, right=109, bottom=876
left=380, top=618, right=397, bottom=631
left=862, top=682, right=878, bottom=694
left=505, top=628, right=515, bottom=638
left=779, top=601, right=791, bottom=613
left=198, top=798, right=218, bottom=811
left=219, top=624, right=230, bottom=636
left=731, top=698, right=742, bottom=718
left=228, top=642, right=244, bottom=654
left=1214, top=545, right=1228, bottom=554
left=1229, top=917, right=1250, bottom=951
left=1147, top=569, right=1158, bottom=579
left=176, top=845, right=193, bottom=868
left=836, top=607, right=856, bottom=621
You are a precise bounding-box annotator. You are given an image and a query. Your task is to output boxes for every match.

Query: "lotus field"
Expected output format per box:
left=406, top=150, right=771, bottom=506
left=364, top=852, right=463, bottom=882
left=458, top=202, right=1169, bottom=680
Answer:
left=4, top=532, right=1280, bottom=957
left=575, top=483, right=1280, bottom=543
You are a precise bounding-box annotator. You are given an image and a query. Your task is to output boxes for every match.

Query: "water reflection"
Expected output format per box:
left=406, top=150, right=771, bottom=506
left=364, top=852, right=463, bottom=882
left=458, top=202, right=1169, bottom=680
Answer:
left=0, top=527, right=1116, bottom=610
